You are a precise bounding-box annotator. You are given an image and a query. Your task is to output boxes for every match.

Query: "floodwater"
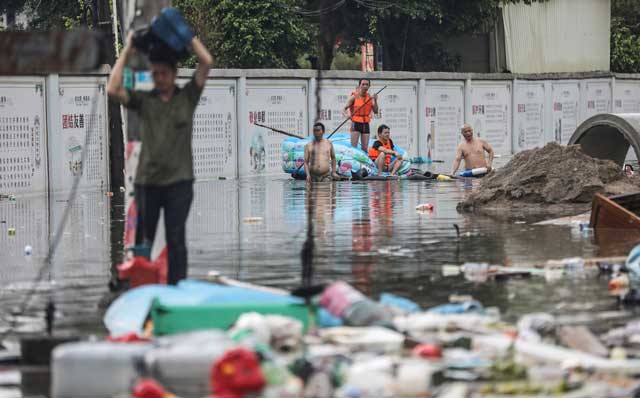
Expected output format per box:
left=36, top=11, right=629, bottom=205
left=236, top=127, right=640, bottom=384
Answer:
left=1, top=169, right=639, bottom=396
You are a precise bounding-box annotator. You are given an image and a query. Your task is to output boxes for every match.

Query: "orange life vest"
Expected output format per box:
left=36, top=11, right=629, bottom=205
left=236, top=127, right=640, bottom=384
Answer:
left=350, top=91, right=373, bottom=124
left=368, top=138, right=394, bottom=165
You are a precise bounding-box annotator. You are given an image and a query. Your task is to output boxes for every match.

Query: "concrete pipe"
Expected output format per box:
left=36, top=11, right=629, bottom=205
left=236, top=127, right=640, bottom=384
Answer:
left=569, top=113, right=640, bottom=167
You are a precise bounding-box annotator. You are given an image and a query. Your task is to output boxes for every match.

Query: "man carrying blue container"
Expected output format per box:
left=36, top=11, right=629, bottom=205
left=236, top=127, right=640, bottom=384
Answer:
left=107, top=8, right=213, bottom=285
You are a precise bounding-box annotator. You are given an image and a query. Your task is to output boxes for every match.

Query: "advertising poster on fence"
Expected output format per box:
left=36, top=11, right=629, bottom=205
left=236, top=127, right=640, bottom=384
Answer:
left=183, top=79, right=237, bottom=179
left=613, top=81, right=640, bottom=113
left=513, top=82, right=545, bottom=152
left=469, top=82, right=512, bottom=156
left=551, top=82, right=580, bottom=145
left=424, top=82, right=464, bottom=164
left=581, top=80, right=611, bottom=123
left=0, top=78, right=47, bottom=194
left=318, top=80, right=418, bottom=156
left=243, top=81, right=308, bottom=176
left=56, top=78, right=108, bottom=192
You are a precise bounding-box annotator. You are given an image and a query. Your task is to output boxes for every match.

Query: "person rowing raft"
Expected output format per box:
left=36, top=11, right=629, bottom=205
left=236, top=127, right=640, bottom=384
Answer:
left=343, top=79, right=379, bottom=152
left=451, top=123, right=494, bottom=176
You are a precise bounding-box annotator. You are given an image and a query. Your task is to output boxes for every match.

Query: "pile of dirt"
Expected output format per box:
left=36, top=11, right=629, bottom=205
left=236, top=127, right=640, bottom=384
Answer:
left=458, top=142, right=640, bottom=217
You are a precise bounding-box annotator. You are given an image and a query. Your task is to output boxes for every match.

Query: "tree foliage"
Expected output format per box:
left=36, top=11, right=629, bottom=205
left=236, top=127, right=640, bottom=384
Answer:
left=1, top=0, right=97, bottom=30
left=175, top=0, right=311, bottom=69
left=611, top=0, right=640, bottom=72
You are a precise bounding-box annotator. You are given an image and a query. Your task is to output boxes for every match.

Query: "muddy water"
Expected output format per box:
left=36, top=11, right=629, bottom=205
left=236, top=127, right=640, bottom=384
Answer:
left=0, top=173, right=638, bottom=396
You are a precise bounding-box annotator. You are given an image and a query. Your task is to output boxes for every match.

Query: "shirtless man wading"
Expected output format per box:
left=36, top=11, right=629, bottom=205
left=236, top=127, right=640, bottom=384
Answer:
left=451, top=124, right=494, bottom=175
left=304, top=122, right=340, bottom=182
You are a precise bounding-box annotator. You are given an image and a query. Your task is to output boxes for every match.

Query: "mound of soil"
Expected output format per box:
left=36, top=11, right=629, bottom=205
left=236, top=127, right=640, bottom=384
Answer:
left=458, top=142, right=639, bottom=217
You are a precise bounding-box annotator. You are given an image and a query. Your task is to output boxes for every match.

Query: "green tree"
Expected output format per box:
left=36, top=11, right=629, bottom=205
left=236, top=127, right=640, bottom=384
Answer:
left=303, top=0, right=547, bottom=72
left=611, top=0, right=640, bottom=72
left=175, top=0, right=311, bottom=69
left=0, top=0, right=96, bottom=30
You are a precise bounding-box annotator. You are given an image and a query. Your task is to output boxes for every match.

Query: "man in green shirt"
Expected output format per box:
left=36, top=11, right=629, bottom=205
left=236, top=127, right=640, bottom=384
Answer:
left=107, top=32, right=213, bottom=285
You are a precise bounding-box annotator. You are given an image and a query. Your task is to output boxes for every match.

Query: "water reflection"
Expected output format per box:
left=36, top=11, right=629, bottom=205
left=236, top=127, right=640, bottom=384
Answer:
left=0, top=176, right=637, bottom=339
left=0, top=191, right=111, bottom=337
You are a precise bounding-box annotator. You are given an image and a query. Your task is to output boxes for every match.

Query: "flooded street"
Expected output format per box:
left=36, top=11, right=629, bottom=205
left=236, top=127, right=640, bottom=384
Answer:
left=1, top=172, right=638, bottom=396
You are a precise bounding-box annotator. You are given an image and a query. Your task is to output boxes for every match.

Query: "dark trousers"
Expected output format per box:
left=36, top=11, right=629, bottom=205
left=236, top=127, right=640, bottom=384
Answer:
left=134, top=180, right=194, bottom=285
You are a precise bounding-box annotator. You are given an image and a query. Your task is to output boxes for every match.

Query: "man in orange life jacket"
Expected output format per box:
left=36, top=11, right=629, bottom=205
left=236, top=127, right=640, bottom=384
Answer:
left=368, top=124, right=404, bottom=176
left=343, top=79, right=379, bottom=152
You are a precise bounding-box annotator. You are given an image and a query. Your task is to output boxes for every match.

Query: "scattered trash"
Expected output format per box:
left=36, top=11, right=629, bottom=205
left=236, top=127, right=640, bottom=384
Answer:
left=105, top=191, right=114, bottom=197
left=415, top=203, right=434, bottom=211
left=53, top=268, right=640, bottom=398
left=412, top=343, right=443, bottom=359
left=243, top=216, right=264, bottom=224
left=461, top=262, right=489, bottom=282
left=7, top=228, right=15, bottom=236
left=132, top=378, right=168, bottom=398
left=24, top=245, right=32, bottom=256
left=437, top=174, right=452, bottom=182
left=119, top=186, right=126, bottom=193
left=442, top=265, right=461, bottom=276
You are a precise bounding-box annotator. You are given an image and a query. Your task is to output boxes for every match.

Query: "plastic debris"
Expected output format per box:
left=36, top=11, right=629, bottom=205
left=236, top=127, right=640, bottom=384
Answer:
left=379, top=292, right=420, bottom=314
left=415, top=203, right=434, bottom=211
left=132, top=378, right=168, bottom=398
left=24, top=245, right=32, bottom=256
left=7, top=228, right=15, bottom=236
left=243, top=216, right=264, bottom=224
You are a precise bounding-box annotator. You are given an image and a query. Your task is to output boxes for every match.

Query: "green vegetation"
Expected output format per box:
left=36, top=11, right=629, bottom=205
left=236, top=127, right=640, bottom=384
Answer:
left=611, top=0, right=640, bottom=72
left=4, top=0, right=639, bottom=72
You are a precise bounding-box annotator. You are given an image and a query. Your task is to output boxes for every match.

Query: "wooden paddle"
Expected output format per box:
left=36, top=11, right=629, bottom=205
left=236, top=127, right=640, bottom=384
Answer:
left=254, top=123, right=304, bottom=139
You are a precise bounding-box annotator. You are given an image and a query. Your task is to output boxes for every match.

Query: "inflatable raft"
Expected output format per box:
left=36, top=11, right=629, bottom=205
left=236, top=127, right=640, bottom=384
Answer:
left=282, top=133, right=412, bottom=179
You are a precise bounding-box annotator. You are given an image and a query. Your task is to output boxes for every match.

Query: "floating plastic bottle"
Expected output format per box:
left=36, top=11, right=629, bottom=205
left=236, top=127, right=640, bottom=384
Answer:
left=458, top=167, right=488, bottom=177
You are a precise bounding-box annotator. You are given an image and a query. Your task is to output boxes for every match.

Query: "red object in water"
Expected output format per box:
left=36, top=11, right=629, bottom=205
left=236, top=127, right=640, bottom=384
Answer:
left=106, top=332, right=149, bottom=343
left=412, top=343, right=443, bottom=359
left=117, top=249, right=167, bottom=287
left=133, top=378, right=167, bottom=398
left=210, top=348, right=265, bottom=398
left=415, top=203, right=434, bottom=211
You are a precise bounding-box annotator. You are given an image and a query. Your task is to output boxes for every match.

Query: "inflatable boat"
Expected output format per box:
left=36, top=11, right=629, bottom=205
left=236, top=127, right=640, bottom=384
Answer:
left=282, top=133, right=412, bottom=179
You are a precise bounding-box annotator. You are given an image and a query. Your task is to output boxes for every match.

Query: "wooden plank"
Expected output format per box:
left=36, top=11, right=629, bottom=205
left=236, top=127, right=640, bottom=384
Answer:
left=590, top=193, right=640, bottom=230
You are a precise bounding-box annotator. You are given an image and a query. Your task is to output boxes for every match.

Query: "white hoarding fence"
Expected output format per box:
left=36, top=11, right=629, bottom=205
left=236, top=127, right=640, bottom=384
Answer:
left=317, top=80, right=359, bottom=133
left=0, top=77, right=47, bottom=194
left=613, top=80, right=640, bottom=113
left=53, top=77, right=109, bottom=192
left=581, top=79, right=612, bottom=123
left=513, top=81, right=545, bottom=152
left=551, top=81, right=580, bottom=145
left=469, top=82, right=512, bottom=156
left=2, top=71, right=640, bottom=189
left=241, top=80, right=308, bottom=176
left=376, top=81, right=418, bottom=156
left=184, top=79, right=238, bottom=179
left=423, top=82, right=465, bottom=164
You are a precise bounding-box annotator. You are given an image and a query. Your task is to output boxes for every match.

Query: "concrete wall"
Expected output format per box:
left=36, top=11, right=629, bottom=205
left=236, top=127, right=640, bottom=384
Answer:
left=2, top=68, right=640, bottom=195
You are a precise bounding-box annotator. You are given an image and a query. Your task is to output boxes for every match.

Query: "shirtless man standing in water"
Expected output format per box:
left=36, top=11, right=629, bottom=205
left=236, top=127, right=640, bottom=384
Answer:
left=304, top=122, right=340, bottom=182
left=451, top=124, right=494, bottom=175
